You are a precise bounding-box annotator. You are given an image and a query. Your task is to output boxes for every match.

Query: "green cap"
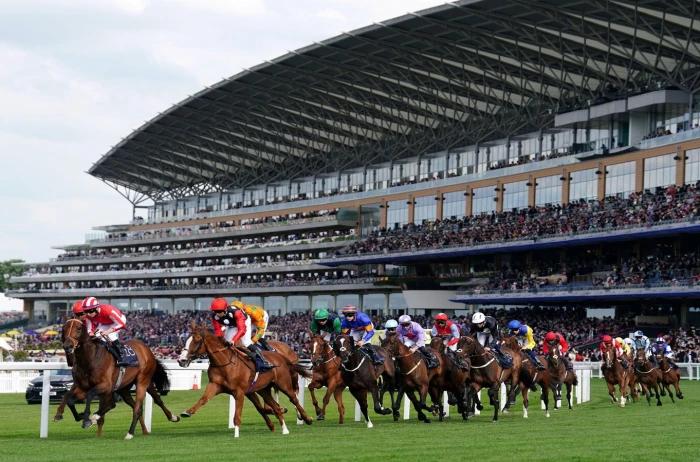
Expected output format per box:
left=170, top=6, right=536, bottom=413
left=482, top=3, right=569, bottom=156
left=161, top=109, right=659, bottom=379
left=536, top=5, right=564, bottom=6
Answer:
left=314, top=309, right=330, bottom=320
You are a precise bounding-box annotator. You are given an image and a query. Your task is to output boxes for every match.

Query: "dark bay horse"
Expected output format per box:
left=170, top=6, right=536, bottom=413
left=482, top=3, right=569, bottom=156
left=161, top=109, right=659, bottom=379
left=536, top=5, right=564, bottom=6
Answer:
left=61, top=319, right=179, bottom=439
left=383, top=335, right=443, bottom=423
left=633, top=349, right=663, bottom=406
left=178, top=324, right=312, bottom=437
left=455, top=336, right=517, bottom=422
left=501, top=336, right=556, bottom=418
left=308, top=335, right=346, bottom=423
left=332, top=335, right=394, bottom=428
left=655, top=355, right=684, bottom=402
left=545, top=344, right=578, bottom=410
left=429, top=337, right=471, bottom=420
left=601, top=344, right=630, bottom=407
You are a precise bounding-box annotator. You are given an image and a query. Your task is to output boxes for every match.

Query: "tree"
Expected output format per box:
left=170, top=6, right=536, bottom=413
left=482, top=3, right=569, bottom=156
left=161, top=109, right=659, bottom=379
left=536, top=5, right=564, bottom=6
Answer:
left=1, top=259, right=25, bottom=292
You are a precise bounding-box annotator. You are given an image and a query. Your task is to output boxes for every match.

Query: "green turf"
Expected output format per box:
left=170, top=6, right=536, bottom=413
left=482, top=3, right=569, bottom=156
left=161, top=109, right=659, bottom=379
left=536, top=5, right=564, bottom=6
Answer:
left=1, top=379, right=698, bottom=462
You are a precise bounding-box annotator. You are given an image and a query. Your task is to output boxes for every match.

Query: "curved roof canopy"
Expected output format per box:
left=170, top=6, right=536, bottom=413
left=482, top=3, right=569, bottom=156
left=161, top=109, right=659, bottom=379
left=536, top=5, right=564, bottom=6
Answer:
left=89, top=0, right=700, bottom=202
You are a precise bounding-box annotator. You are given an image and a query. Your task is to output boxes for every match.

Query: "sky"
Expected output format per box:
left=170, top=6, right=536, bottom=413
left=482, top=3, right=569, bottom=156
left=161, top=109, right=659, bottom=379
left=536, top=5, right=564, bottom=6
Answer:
left=0, top=0, right=441, bottom=263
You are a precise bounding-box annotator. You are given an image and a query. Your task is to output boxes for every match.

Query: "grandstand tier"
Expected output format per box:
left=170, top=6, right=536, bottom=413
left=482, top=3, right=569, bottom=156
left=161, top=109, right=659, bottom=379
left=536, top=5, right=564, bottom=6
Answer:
left=7, top=0, right=700, bottom=329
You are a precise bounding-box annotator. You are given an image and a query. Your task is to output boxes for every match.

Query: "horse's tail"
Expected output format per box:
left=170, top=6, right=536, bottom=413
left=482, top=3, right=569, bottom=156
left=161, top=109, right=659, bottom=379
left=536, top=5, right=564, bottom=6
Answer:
left=293, top=362, right=313, bottom=380
left=153, top=359, right=170, bottom=394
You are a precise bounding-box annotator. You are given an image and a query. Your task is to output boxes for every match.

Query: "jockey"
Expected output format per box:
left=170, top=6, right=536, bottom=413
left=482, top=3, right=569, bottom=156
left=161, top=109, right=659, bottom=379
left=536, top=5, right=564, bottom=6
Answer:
left=210, top=298, right=272, bottom=372
left=72, top=300, right=86, bottom=318
left=397, top=315, right=438, bottom=369
left=80, top=297, right=129, bottom=366
left=431, top=313, right=460, bottom=351
left=339, top=305, right=383, bottom=365
left=310, top=308, right=341, bottom=341
left=616, top=337, right=632, bottom=357
left=599, top=335, right=629, bottom=369
left=384, top=319, right=398, bottom=336
left=632, top=330, right=651, bottom=357
left=651, top=337, right=678, bottom=369
left=470, top=312, right=509, bottom=366
left=231, top=300, right=271, bottom=351
left=542, top=331, right=573, bottom=371
left=507, top=320, right=544, bottom=370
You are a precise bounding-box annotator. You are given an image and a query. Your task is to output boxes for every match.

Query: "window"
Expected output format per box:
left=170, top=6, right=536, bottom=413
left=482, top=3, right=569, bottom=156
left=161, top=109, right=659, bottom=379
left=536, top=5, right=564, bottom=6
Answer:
left=419, top=158, right=430, bottom=180
left=472, top=186, right=497, bottom=215
left=503, top=181, right=529, bottom=210
left=605, top=161, right=636, bottom=198
left=569, top=168, right=598, bottom=202
left=350, top=172, right=364, bottom=191
left=489, top=144, right=508, bottom=168
left=685, top=149, right=700, bottom=185
left=520, top=137, right=539, bottom=161
left=323, top=177, right=338, bottom=195
left=536, top=175, right=562, bottom=206
left=430, top=155, right=446, bottom=179
left=374, top=166, right=390, bottom=189
left=387, top=200, right=409, bottom=229
left=461, top=151, right=476, bottom=175
left=442, top=191, right=466, bottom=219
left=644, top=154, right=676, bottom=190
left=401, top=162, right=418, bottom=183
left=413, top=195, right=436, bottom=224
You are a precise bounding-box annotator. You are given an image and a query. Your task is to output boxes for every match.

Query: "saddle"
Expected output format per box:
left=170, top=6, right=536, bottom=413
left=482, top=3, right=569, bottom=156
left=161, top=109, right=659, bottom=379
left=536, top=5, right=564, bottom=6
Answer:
left=495, top=351, right=513, bottom=369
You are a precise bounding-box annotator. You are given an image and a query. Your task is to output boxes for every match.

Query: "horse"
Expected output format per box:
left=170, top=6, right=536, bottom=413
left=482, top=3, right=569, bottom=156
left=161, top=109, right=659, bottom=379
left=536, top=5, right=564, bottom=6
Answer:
left=633, top=349, right=663, bottom=406
left=429, top=336, right=471, bottom=420
left=655, top=354, right=684, bottom=402
left=61, top=319, right=179, bottom=439
left=455, top=336, right=517, bottom=422
left=501, top=336, right=554, bottom=418
left=178, top=323, right=313, bottom=438
left=308, top=335, right=346, bottom=423
left=332, top=334, right=394, bottom=428
left=383, top=335, right=443, bottom=423
left=601, top=344, right=630, bottom=407
left=545, top=344, right=578, bottom=410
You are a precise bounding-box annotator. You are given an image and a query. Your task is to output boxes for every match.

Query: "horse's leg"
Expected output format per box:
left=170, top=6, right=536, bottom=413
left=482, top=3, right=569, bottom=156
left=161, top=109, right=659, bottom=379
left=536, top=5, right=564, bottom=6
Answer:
left=652, top=382, right=662, bottom=406
left=489, top=384, right=500, bottom=422
left=247, top=391, right=276, bottom=433
left=232, top=389, right=245, bottom=438
left=349, top=387, right=373, bottom=428
left=146, top=384, right=180, bottom=423
left=370, top=382, right=391, bottom=416
left=566, top=382, right=573, bottom=410
left=181, top=382, right=222, bottom=417
left=521, top=385, right=529, bottom=419
left=666, top=382, right=676, bottom=403
left=333, top=385, right=345, bottom=424
left=277, top=373, right=313, bottom=425
left=428, top=386, right=443, bottom=422
left=319, top=384, right=336, bottom=421
left=125, top=381, right=148, bottom=440
left=308, top=384, right=323, bottom=419
left=541, top=382, right=550, bottom=418
left=407, top=389, right=430, bottom=423
left=116, top=389, right=148, bottom=434
left=673, top=375, right=683, bottom=399
left=606, top=379, right=617, bottom=404
left=81, top=387, right=102, bottom=429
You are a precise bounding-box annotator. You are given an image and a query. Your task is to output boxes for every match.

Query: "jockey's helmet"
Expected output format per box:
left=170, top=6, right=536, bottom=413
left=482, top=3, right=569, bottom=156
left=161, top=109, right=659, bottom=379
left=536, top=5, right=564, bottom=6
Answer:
left=314, top=309, right=329, bottom=320
left=602, top=334, right=613, bottom=344
left=434, top=313, right=448, bottom=322
left=398, top=314, right=412, bottom=326
left=634, top=330, right=644, bottom=337
left=471, top=312, right=485, bottom=324
left=210, top=298, right=229, bottom=312
left=81, top=296, right=100, bottom=312
left=72, top=300, right=84, bottom=315
left=340, top=305, right=357, bottom=315
left=544, top=331, right=557, bottom=342
left=385, top=319, right=398, bottom=330
left=507, top=320, right=522, bottom=331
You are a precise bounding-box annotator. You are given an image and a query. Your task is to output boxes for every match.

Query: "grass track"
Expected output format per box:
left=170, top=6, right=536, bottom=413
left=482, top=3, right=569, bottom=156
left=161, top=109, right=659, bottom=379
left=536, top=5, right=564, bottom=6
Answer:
left=1, top=379, right=699, bottom=462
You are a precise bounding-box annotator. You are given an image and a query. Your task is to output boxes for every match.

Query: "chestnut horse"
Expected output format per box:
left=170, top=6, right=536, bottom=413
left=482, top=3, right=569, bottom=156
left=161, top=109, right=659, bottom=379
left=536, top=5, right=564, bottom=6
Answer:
left=178, top=324, right=312, bottom=437
left=429, top=336, right=471, bottom=420
left=655, top=355, right=684, bottom=402
left=455, top=336, right=520, bottom=422
left=601, top=344, right=630, bottom=407
left=383, top=335, right=443, bottom=423
left=308, top=335, right=346, bottom=423
left=501, top=336, right=556, bottom=418
left=332, top=335, right=394, bottom=428
left=178, top=323, right=311, bottom=438
left=61, top=319, right=179, bottom=439
left=633, top=349, right=663, bottom=406
left=545, top=344, right=578, bottom=410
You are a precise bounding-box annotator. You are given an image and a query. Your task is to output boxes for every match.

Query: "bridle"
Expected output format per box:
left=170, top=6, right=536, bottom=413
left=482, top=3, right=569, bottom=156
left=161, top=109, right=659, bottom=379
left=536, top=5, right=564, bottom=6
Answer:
left=311, top=337, right=337, bottom=367
left=63, top=319, right=84, bottom=351
left=387, top=338, right=422, bottom=376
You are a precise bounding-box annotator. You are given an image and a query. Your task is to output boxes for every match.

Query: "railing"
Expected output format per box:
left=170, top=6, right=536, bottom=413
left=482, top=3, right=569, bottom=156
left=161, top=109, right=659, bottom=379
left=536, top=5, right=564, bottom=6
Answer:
left=457, top=279, right=699, bottom=296
left=88, top=214, right=340, bottom=244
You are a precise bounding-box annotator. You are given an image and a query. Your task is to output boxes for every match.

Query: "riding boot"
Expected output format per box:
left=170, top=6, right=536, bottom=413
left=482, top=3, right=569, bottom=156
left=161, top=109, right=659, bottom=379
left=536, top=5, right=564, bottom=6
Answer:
left=668, top=359, right=679, bottom=370
left=110, top=340, right=129, bottom=367
left=362, top=344, right=384, bottom=365
left=419, top=346, right=438, bottom=369
left=493, top=344, right=512, bottom=368
left=250, top=344, right=274, bottom=371
left=528, top=350, right=545, bottom=370
left=257, top=337, right=273, bottom=351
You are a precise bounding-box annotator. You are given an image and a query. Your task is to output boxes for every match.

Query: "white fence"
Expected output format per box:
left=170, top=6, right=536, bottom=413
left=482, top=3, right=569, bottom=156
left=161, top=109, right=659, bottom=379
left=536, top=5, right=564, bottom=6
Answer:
left=2, top=361, right=697, bottom=438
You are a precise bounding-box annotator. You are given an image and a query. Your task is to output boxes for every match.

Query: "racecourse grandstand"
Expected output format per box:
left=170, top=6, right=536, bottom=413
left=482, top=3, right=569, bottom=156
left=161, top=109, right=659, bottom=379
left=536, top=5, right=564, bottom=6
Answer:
left=7, top=0, right=700, bottom=331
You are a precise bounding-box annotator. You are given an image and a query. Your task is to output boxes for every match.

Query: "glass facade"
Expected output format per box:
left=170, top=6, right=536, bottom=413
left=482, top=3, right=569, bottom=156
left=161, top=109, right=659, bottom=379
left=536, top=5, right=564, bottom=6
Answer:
left=413, top=195, right=436, bottom=224
left=569, top=168, right=598, bottom=202
left=472, top=185, right=497, bottom=215
left=536, top=175, right=562, bottom=206
left=502, top=181, right=529, bottom=211
left=685, top=149, right=700, bottom=185
left=605, top=161, right=636, bottom=198
left=337, top=294, right=360, bottom=309
left=287, top=295, right=310, bottom=313
left=442, top=191, right=466, bottom=219
left=360, top=204, right=381, bottom=236
left=363, top=293, right=387, bottom=311
left=644, top=154, right=676, bottom=190
left=387, top=200, right=409, bottom=229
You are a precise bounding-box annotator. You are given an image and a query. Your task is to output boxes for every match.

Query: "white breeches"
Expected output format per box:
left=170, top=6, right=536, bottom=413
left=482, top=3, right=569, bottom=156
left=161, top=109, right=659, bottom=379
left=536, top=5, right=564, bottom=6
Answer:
left=96, top=322, right=123, bottom=342
left=447, top=343, right=457, bottom=352
left=350, top=330, right=365, bottom=343
left=476, top=332, right=491, bottom=347
left=223, top=317, right=252, bottom=347
left=402, top=338, right=421, bottom=348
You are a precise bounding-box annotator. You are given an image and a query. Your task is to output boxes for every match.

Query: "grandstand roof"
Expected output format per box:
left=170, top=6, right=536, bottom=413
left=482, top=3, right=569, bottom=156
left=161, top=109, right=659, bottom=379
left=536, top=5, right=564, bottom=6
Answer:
left=89, top=0, right=700, bottom=202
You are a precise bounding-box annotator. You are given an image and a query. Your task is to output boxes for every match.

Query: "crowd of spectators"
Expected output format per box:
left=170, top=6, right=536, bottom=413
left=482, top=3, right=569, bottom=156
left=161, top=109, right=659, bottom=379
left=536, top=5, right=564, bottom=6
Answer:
left=339, top=185, right=700, bottom=257
left=0, top=311, right=28, bottom=328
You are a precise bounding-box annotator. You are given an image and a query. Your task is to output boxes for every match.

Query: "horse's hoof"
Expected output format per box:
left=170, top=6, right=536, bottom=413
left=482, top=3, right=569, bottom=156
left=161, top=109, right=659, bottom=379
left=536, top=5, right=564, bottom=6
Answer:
left=316, top=414, right=324, bottom=421
left=476, top=403, right=483, bottom=411
left=282, top=423, right=290, bottom=435
left=545, top=412, right=550, bottom=418
left=89, top=414, right=100, bottom=425
left=170, top=416, right=180, bottom=422
left=180, top=411, right=191, bottom=418
left=656, top=402, right=662, bottom=406
left=53, top=415, right=63, bottom=422
left=124, top=433, right=133, bottom=440
left=677, top=393, right=684, bottom=399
